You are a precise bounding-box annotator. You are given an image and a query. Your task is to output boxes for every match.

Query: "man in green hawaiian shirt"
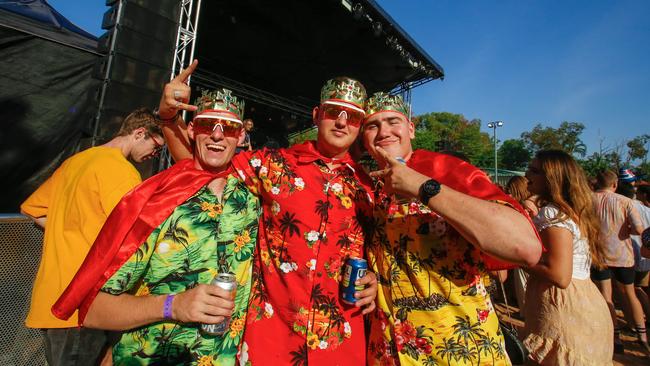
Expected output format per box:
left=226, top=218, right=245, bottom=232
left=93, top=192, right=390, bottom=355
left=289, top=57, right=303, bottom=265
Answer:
left=80, top=72, right=260, bottom=365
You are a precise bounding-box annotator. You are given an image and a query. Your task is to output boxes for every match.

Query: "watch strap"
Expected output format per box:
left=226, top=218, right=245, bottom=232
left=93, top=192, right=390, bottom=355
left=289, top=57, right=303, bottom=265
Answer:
left=154, top=108, right=179, bottom=124
left=419, top=179, right=441, bottom=204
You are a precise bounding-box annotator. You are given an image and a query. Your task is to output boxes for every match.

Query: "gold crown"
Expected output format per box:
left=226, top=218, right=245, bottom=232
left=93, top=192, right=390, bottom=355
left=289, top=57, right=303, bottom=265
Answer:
left=320, top=77, right=367, bottom=110
left=194, top=88, right=245, bottom=122
left=365, top=92, right=410, bottom=118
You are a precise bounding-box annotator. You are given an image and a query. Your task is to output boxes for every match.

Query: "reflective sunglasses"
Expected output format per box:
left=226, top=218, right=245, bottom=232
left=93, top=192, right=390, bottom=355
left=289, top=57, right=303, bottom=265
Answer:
left=193, top=118, right=243, bottom=138
left=319, top=103, right=365, bottom=127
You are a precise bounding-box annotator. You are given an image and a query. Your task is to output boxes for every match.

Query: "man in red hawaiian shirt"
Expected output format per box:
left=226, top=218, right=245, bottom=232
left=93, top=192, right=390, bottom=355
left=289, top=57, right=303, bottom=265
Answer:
left=157, top=61, right=378, bottom=365
left=360, top=92, right=542, bottom=365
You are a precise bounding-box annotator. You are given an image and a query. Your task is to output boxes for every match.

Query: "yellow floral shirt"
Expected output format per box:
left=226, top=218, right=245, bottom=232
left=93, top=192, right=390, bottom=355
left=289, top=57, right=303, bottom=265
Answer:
left=366, top=196, right=510, bottom=366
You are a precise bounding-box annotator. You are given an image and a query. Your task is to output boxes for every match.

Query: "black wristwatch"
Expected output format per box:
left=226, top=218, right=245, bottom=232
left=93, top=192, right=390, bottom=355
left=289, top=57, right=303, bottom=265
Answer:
left=419, top=179, right=441, bottom=204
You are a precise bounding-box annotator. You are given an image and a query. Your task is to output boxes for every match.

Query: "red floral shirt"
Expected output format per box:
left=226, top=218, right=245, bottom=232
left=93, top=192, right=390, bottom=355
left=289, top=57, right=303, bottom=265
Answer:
left=232, top=141, right=373, bottom=366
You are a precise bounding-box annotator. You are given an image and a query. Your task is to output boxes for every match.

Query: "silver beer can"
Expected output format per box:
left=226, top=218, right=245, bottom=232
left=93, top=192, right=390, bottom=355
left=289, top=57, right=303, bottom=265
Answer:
left=200, top=272, right=237, bottom=336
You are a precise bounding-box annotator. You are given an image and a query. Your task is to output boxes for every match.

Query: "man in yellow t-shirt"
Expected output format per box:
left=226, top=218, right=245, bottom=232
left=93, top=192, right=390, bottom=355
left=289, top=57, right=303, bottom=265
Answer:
left=20, top=108, right=165, bottom=366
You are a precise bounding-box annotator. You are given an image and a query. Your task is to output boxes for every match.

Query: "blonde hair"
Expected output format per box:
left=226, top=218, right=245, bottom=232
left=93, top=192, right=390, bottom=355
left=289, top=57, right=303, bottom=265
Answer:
left=594, top=170, right=617, bottom=190
left=534, top=150, right=607, bottom=268
left=115, top=108, right=161, bottom=137
left=506, top=176, right=531, bottom=203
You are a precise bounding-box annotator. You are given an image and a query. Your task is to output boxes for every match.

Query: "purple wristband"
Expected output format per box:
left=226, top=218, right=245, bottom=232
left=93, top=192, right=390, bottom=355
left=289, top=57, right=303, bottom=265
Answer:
left=163, top=294, right=175, bottom=319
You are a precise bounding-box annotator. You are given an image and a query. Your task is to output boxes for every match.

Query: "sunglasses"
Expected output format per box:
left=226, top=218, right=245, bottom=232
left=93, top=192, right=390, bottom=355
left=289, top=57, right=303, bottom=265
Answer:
left=193, top=118, right=243, bottom=138
left=319, top=103, right=365, bottom=127
left=147, top=133, right=164, bottom=156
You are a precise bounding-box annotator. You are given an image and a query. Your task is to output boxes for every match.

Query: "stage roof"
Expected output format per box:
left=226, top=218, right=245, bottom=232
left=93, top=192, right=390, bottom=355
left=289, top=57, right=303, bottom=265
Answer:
left=194, top=0, right=444, bottom=110
left=0, top=0, right=98, bottom=53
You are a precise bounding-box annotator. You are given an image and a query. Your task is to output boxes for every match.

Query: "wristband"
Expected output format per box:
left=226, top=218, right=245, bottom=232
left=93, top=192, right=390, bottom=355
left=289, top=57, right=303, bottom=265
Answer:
left=163, top=294, right=175, bottom=319
left=153, top=108, right=179, bottom=125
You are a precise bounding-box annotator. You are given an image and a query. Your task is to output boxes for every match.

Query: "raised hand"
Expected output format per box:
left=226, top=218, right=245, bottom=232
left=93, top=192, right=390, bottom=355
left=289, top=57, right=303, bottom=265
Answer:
left=158, top=59, right=199, bottom=119
left=370, top=146, right=429, bottom=199
left=171, top=283, right=235, bottom=324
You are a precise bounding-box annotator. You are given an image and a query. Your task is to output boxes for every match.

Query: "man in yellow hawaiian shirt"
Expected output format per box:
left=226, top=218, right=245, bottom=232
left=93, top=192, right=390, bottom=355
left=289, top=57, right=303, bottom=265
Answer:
left=360, top=93, right=542, bottom=365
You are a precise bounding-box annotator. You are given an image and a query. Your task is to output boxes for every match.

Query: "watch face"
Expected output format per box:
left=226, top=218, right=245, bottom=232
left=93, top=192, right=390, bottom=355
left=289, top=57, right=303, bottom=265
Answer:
left=420, top=179, right=440, bottom=203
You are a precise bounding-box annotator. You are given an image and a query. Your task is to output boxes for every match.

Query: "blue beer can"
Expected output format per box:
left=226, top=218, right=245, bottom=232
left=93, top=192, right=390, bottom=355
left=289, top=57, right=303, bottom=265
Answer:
left=341, top=257, right=368, bottom=304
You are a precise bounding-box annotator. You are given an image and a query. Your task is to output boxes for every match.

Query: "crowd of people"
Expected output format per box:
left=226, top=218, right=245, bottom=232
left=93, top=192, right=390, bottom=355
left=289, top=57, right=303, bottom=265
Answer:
left=19, top=59, right=650, bottom=365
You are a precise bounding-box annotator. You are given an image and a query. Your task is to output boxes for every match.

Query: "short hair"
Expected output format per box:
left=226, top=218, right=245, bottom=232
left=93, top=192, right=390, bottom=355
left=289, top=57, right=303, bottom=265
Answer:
left=115, top=108, right=162, bottom=138
left=594, top=170, right=617, bottom=190
left=506, top=176, right=531, bottom=202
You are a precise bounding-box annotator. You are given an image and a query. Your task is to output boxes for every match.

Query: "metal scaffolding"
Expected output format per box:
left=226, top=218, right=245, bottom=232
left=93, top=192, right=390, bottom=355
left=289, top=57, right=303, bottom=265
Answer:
left=159, top=0, right=202, bottom=170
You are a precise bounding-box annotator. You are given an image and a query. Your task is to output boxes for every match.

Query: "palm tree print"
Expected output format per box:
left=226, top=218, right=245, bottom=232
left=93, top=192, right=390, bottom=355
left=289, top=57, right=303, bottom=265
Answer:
left=318, top=296, right=341, bottom=337
left=436, top=337, right=462, bottom=365
left=365, top=171, right=511, bottom=366
left=314, top=199, right=331, bottom=238
left=309, top=284, right=328, bottom=333
left=162, top=216, right=190, bottom=259
left=289, top=344, right=307, bottom=366
left=452, top=315, right=486, bottom=365
left=475, top=334, right=499, bottom=365
left=102, top=177, right=259, bottom=365
left=279, top=211, right=301, bottom=262
left=438, top=265, right=455, bottom=299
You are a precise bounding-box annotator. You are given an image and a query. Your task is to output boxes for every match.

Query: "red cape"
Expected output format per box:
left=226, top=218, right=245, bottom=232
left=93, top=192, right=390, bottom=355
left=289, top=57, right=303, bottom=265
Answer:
left=52, top=159, right=231, bottom=324
left=407, top=150, right=541, bottom=270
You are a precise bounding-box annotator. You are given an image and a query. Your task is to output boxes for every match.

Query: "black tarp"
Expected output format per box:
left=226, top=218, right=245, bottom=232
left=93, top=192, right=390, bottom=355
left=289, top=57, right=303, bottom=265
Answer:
left=0, top=1, right=100, bottom=212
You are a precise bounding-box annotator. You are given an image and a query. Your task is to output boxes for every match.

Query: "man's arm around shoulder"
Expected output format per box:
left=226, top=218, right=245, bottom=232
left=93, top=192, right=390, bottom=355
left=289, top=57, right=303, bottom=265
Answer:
left=371, top=147, right=541, bottom=267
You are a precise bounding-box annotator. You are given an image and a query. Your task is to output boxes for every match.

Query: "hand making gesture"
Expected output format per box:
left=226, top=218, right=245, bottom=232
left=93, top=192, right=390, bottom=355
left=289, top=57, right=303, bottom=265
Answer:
left=157, top=59, right=199, bottom=121
left=370, top=146, right=430, bottom=199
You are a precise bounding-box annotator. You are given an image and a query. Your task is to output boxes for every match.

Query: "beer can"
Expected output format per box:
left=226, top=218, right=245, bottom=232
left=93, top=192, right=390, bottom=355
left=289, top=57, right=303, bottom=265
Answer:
left=341, top=258, right=368, bottom=304
left=200, top=272, right=236, bottom=336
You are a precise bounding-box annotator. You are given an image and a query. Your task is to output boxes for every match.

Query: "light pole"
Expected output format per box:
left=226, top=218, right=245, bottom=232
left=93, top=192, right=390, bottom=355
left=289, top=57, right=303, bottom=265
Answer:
left=486, top=121, right=504, bottom=184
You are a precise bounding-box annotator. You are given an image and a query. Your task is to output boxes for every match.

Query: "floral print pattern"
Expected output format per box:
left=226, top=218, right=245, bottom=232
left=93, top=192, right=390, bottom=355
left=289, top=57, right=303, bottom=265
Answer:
left=101, top=178, right=260, bottom=366
left=366, top=151, right=511, bottom=366
left=232, top=142, right=373, bottom=366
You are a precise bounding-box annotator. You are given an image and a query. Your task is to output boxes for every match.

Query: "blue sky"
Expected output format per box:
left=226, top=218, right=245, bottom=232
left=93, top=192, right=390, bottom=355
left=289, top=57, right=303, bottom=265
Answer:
left=48, top=0, right=649, bottom=156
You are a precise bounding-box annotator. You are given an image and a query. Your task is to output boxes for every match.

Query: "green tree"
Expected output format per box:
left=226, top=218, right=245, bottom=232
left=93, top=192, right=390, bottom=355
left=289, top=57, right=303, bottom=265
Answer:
left=578, top=153, right=611, bottom=178
left=636, top=161, right=650, bottom=180
left=498, top=139, right=531, bottom=170
left=413, top=112, right=493, bottom=167
left=288, top=127, right=317, bottom=146
left=520, top=121, right=587, bottom=156
left=626, top=134, right=650, bottom=163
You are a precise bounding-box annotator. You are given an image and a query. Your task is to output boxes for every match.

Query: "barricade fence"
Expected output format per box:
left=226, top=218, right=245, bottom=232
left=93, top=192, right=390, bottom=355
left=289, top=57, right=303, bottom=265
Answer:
left=0, top=215, right=47, bottom=365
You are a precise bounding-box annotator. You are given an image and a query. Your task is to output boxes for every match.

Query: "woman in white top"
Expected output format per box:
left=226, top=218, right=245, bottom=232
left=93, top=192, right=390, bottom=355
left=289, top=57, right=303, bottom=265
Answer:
left=522, top=150, right=613, bottom=365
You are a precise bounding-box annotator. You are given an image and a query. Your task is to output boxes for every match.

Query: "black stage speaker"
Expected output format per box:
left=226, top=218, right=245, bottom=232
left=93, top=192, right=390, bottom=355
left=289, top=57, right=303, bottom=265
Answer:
left=91, top=0, right=181, bottom=140
left=0, top=215, right=46, bottom=365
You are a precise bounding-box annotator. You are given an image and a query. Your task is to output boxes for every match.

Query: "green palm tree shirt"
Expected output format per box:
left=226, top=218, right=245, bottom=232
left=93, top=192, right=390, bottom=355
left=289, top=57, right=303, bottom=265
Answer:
left=101, top=177, right=260, bottom=366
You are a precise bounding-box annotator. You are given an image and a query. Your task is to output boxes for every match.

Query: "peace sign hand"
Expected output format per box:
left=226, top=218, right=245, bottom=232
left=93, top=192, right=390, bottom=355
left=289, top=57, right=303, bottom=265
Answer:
left=369, top=147, right=429, bottom=199
left=158, top=59, right=199, bottom=119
